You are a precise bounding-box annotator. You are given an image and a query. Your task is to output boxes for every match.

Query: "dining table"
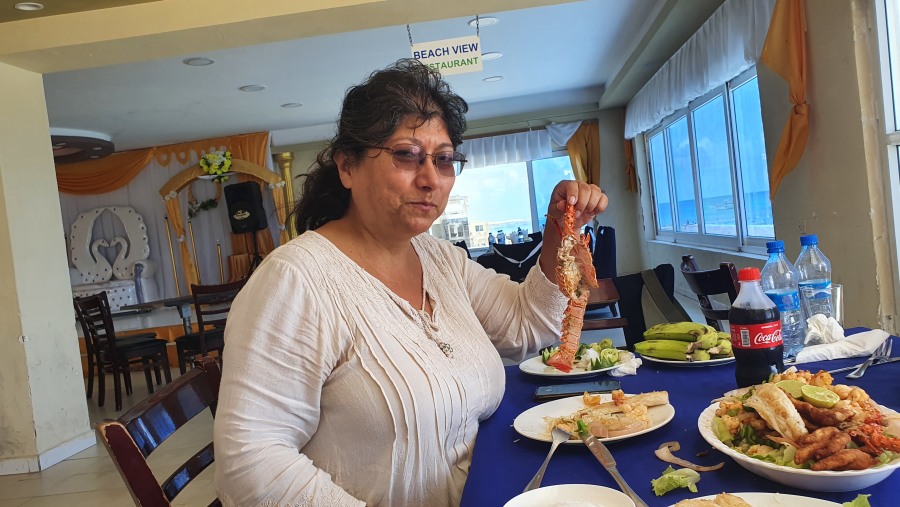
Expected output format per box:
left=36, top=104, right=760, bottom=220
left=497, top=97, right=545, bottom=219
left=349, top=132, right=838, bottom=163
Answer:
left=121, top=295, right=195, bottom=335
left=460, top=327, right=899, bottom=506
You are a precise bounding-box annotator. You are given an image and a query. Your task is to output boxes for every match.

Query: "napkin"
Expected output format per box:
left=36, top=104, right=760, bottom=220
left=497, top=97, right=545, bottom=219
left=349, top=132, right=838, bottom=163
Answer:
left=794, top=329, right=890, bottom=363
left=804, top=314, right=845, bottom=345
left=610, top=355, right=642, bottom=377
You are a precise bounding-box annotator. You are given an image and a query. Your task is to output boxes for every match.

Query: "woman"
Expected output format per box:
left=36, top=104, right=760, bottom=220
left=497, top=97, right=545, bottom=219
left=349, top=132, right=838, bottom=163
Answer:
left=214, top=59, right=608, bottom=506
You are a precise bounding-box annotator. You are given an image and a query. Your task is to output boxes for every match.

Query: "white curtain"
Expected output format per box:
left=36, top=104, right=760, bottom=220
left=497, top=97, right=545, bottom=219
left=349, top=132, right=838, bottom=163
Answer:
left=624, top=0, right=776, bottom=139
left=459, top=130, right=551, bottom=169
left=58, top=149, right=280, bottom=299
left=546, top=121, right=583, bottom=147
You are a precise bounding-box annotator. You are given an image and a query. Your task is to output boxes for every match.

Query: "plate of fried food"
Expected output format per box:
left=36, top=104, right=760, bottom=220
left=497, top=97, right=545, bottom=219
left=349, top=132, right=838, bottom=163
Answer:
left=669, top=492, right=840, bottom=506
left=698, top=370, right=900, bottom=491
left=515, top=389, right=674, bottom=444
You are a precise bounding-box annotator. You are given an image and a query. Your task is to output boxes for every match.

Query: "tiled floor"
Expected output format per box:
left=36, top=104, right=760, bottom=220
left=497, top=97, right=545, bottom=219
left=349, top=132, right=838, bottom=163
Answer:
left=0, top=370, right=218, bottom=507
left=2, top=294, right=706, bottom=506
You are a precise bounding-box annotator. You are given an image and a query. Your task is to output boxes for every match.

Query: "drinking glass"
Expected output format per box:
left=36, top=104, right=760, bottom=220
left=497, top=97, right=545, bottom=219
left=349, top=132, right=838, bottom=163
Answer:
left=800, top=284, right=843, bottom=326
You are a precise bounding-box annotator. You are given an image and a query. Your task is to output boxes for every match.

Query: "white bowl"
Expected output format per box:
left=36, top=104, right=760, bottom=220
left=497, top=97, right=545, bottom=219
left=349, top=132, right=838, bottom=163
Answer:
left=697, top=403, right=900, bottom=491
left=504, top=484, right=635, bottom=507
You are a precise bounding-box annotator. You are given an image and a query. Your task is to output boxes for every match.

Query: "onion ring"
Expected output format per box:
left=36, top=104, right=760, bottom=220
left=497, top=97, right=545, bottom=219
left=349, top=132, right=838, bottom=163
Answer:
left=655, top=441, right=724, bottom=471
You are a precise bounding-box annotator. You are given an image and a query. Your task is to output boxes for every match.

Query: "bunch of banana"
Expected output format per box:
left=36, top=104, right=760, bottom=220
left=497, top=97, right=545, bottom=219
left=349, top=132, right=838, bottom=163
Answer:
left=635, top=323, right=735, bottom=361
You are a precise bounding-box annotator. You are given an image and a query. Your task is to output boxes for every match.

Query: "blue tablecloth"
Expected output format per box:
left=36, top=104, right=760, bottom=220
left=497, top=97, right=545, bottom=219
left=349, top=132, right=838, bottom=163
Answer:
left=461, top=328, right=899, bottom=506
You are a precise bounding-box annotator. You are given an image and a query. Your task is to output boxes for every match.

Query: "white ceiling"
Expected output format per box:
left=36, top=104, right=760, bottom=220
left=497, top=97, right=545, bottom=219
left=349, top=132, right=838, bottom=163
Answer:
left=34, top=0, right=717, bottom=152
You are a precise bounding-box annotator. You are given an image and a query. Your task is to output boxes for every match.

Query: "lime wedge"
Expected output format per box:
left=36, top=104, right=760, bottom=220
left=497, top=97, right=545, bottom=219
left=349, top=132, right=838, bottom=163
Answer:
left=800, top=384, right=840, bottom=408
left=775, top=379, right=805, bottom=399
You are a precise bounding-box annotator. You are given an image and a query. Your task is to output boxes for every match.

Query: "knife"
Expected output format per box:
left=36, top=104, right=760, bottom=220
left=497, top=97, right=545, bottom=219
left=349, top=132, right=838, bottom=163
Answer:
left=580, top=432, right=650, bottom=507
left=826, top=356, right=900, bottom=374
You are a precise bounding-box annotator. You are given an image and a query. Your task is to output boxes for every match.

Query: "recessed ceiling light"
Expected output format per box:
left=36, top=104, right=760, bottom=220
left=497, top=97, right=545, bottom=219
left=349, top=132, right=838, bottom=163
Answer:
left=468, top=16, right=498, bottom=28
left=14, top=2, right=44, bottom=11
left=281, top=103, right=303, bottom=108
left=482, top=52, right=503, bottom=61
left=183, top=57, right=215, bottom=66
left=239, top=84, right=266, bottom=92
left=482, top=76, right=503, bottom=83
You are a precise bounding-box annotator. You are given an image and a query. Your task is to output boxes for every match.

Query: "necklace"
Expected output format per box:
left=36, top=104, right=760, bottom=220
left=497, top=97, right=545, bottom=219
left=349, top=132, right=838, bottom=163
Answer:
left=362, top=261, right=452, bottom=358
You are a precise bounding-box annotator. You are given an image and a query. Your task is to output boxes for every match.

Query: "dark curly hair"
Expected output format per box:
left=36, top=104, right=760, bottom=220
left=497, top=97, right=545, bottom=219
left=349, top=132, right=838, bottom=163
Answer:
left=290, top=59, right=469, bottom=234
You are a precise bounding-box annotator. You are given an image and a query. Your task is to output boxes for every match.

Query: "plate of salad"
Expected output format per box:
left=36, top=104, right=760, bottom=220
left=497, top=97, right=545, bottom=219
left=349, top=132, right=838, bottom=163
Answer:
left=519, top=339, right=633, bottom=377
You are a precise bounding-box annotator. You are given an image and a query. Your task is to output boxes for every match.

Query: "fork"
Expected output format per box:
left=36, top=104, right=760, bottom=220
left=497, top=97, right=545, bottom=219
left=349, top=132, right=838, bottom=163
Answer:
left=524, top=427, right=571, bottom=492
left=847, top=338, right=892, bottom=379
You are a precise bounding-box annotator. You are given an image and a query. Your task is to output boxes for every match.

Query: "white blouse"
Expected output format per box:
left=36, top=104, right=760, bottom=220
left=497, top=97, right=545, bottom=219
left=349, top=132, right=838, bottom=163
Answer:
left=214, top=232, right=567, bottom=506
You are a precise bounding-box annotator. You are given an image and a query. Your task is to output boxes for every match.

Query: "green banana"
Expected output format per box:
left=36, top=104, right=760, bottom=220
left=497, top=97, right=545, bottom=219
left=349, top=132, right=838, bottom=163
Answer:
left=691, top=349, right=711, bottom=362
left=643, top=322, right=717, bottom=342
left=691, top=331, right=719, bottom=350
left=709, top=338, right=733, bottom=357
left=634, top=339, right=692, bottom=361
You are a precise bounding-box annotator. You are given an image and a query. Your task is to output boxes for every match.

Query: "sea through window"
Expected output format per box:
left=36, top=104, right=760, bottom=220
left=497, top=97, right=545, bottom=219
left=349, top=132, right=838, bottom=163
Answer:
left=645, top=67, right=774, bottom=251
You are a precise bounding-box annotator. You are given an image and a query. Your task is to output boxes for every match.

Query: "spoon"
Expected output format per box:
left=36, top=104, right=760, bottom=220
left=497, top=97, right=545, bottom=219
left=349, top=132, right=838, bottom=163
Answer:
left=523, top=427, right=571, bottom=492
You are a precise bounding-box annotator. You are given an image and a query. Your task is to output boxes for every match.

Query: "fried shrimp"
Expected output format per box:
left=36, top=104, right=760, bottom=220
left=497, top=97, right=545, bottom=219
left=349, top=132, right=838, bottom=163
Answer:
left=794, top=427, right=851, bottom=464
left=790, top=397, right=854, bottom=428
left=810, top=448, right=877, bottom=471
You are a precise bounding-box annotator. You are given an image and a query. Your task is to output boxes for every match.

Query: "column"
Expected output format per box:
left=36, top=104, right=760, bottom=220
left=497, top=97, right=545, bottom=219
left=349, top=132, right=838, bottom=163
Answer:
left=0, top=62, right=94, bottom=474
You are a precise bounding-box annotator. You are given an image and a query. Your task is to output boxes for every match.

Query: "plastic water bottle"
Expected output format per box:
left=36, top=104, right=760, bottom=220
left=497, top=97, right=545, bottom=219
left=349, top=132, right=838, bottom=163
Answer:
left=761, top=240, right=805, bottom=359
left=795, top=234, right=832, bottom=318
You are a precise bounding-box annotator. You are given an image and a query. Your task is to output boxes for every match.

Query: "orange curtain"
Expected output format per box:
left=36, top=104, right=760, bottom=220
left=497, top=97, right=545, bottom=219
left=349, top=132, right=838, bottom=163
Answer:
left=623, top=139, right=637, bottom=193
left=566, top=122, right=600, bottom=185
left=759, top=0, right=808, bottom=198
left=56, top=148, right=154, bottom=194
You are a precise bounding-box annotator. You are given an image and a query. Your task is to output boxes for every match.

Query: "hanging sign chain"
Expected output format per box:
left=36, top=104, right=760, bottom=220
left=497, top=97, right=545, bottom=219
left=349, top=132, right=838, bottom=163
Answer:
left=475, top=14, right=480, bottom=37
left=407, top=24, right=414, bottom=46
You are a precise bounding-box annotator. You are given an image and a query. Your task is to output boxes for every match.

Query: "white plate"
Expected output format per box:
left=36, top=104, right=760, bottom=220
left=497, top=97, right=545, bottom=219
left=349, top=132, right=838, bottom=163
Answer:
left=514, top=393, right=675, bottom=445
left=668, top=492, right=839, bottom=506
left=640, top=355, right=735, bottom=367
left=698, top=403, right=900, bottom=491
left=504, top=484, right=635, bottom=507
left=519, top=352, right=635, bottom=378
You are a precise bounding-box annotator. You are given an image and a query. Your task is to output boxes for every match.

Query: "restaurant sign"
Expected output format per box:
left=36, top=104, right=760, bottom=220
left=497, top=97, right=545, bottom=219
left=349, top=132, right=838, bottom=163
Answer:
left=411, top=36, right=482, bottom=76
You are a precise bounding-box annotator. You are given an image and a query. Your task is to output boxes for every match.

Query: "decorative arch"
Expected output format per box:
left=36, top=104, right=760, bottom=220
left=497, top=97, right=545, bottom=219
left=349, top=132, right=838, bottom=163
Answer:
left=159, top=159, right=287, bottom=287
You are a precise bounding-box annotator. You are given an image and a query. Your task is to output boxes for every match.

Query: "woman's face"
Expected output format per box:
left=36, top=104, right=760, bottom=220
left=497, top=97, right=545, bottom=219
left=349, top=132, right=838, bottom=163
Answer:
left=337, top=116, right=456, bottom=240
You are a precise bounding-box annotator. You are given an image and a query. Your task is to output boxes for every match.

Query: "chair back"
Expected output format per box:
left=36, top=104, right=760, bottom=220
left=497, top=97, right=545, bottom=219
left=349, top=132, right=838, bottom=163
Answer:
left=609, top=264, right=686, bottom=349
left=190, top=278, right=246, bottom=355
left=74, top=292, right=119, bottom=358
left=679, top=255, right=740, bottom=330
left=96, top=357, right=222, bottom=507
left=582, top=278, right=629, bottom=332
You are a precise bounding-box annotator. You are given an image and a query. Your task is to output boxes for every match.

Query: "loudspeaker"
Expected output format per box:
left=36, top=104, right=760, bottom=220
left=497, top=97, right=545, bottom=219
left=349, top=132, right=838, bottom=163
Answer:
left=224, top=182, right=268, bottom=234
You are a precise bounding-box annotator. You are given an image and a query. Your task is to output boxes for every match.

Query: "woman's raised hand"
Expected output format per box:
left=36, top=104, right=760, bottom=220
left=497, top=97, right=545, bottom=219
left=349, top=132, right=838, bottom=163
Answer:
left=547, top=180, right=608, bottom=229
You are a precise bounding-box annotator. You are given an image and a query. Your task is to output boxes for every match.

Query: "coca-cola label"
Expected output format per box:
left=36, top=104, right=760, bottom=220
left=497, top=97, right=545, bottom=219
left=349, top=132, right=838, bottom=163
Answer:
left=731, top=321, right=783, bottom=349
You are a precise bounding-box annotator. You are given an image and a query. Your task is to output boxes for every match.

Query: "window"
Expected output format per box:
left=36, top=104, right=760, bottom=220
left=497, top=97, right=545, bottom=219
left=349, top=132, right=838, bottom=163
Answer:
left=646, top=67, right=774, bottom=250
left=431, top=153, right=574, bottom=255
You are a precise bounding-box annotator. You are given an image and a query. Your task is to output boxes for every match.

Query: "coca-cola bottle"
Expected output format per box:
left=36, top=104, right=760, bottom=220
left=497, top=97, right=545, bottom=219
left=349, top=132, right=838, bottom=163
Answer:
left=729, top=267, right=784, bottom=387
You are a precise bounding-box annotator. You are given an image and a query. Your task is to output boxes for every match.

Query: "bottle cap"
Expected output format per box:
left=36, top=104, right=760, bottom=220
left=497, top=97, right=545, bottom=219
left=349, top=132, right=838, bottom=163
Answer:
left=800, top=234, right=819, bottom=246
left=766, top=240, right=785, bottom=253
left=738, top=267, right=761, bottom=281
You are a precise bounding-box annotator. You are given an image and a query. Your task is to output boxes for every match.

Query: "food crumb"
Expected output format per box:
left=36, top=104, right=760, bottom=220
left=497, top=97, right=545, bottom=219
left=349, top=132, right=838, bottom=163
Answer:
left=695, top=450, right=709, bottom=457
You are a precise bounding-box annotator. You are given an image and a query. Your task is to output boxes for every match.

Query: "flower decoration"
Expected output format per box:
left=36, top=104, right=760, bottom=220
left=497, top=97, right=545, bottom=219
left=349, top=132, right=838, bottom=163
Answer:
left=200, top=150, right=233, bottom=183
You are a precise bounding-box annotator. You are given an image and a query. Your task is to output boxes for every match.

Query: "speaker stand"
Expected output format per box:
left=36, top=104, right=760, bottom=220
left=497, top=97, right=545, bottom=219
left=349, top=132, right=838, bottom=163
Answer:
left=248, top=231, right=263, bottom=275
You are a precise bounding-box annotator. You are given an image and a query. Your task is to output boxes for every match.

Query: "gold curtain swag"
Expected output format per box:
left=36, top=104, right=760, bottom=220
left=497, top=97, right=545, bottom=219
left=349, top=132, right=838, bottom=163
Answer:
left=624, top=139, right=637, bottom=193
left=57, top=149, right=155, bottom=194
left=760, top=0, right=809, bottom=198
left=566, top=122, right=600, bottom=185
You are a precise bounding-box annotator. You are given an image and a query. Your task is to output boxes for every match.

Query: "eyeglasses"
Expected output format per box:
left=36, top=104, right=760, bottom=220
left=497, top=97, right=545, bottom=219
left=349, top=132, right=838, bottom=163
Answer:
left=370, top=144, right=467, bottom=177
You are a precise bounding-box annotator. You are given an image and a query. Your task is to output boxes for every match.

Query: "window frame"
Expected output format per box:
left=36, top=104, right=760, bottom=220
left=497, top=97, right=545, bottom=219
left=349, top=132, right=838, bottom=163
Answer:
left=644, top=66, right=771, bottom=253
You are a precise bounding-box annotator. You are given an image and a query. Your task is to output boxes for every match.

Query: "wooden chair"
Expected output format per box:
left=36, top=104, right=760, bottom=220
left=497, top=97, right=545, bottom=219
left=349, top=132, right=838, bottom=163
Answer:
left=607, top=264, right=689, bottom=349
left=96, top=357, right=222, bottom=507
left=679, top=255, right=740, bottom=331
left=582, top=278, right=629, bottom=332
left=74, top=292, right=171, bottom=410
left=175, top=278, right=246, bottom=374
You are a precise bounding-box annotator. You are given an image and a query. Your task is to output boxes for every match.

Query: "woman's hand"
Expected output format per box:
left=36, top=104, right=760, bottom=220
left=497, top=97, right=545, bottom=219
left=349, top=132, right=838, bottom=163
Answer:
left=539, top=180, right=608, bottom=283
left=546, top=180, right=608, bottom=230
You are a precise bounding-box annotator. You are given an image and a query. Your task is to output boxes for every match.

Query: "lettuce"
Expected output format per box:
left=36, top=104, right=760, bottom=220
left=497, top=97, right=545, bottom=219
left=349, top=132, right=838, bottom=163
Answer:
left=843, top=494, right=871, bottom=507
left=650, top=466, right=700, bottom=496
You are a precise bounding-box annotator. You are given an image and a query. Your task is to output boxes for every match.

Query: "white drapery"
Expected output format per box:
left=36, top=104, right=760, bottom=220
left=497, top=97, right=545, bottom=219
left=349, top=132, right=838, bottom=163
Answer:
left=624, top=0, right=776, bottom=139
left=458, top=130, right=551, bottom=169
left=545, top=121, right=583, bottom=147
left=58, top=146, right=279, bottom=300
